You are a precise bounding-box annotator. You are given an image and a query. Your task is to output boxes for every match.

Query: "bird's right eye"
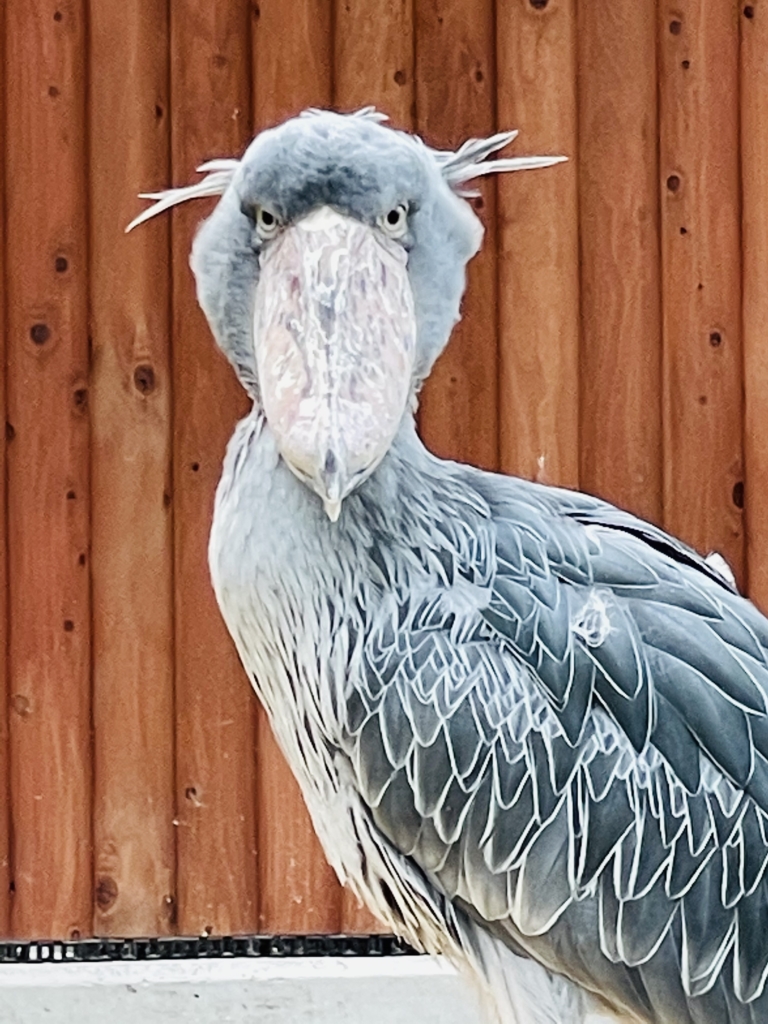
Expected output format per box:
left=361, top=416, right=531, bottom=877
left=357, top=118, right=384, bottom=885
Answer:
left=377, top=204, right=409, bottom=240
left=255, top=206, right=282, bottom=241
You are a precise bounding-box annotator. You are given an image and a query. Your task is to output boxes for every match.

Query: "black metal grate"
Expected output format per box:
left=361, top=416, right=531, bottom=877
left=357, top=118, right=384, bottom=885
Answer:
left=0, top=933, right=418, bottom=964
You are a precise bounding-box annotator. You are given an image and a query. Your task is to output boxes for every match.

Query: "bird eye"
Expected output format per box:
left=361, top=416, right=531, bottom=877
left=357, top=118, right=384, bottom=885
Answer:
left=255, top=206, right=281, bottom=241
left=377, top=205, right=409, bottom=239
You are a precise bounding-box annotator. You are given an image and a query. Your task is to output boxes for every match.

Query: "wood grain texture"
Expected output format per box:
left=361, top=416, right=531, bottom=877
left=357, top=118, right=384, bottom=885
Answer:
left=577, top=0, right=662, bottom=521
left=659, top=0, right=744, bottom=583
left=741, top=0, right=768, bottom=610
left=253, top=0, right=332, bottom=128
left=89, top=0, right=176, bottom=936
left=252, top=0, right=342, bottom=935
left=333, top=0, right=414, bottom=934
left=5, top=0, right=92, bottom=938
left=171, top=0, right=259, bottom=937
left=415, top=0, right=499, bottom=472
left=0, top=0, right=10, bottom=939
left=496, top=0, right=579, bottom=490
left=334, top=0, right=414, bottom=129
left=254, top=729, right=342, bottom=933
left=0, top=0, right=761, bottom=943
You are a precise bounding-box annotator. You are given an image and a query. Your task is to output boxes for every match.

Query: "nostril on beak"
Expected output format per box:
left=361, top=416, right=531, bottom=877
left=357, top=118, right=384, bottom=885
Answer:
left=324, top=449, right=338, bottom=475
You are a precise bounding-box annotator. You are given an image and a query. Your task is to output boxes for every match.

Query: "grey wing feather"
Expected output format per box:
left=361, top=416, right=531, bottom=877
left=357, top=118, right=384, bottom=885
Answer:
left=346, top=466, right=768, bottom=1024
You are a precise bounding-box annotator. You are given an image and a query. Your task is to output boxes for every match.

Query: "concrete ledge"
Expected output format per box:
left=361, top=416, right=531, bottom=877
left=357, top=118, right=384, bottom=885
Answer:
left=0, top=954, right=621, bottom=1023
left=0, top=956, right=483, bottom=1023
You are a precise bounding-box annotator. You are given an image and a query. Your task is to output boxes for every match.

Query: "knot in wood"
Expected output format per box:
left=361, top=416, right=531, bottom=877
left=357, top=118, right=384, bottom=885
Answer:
left=96, top=876, right=118, bottom=911
left=11, top=694, right=30, bottom=718
left=133, top=364, right=156, bottom=395
left=30, top=323, right=50, bottom=345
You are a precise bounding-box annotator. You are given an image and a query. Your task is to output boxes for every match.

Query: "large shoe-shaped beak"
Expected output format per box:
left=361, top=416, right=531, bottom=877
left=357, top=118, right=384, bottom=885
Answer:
left=253, top=206, right=417, bottom=521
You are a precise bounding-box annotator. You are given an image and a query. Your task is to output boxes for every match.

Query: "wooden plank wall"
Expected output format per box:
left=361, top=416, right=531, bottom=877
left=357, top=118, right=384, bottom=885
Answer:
left=6, top=0, right=92, bottom=940
left=0, top=0, right=763, bottom=939
left=170, top=0, right=258, bottom=942
left=89, top=0, right=175, bottom=940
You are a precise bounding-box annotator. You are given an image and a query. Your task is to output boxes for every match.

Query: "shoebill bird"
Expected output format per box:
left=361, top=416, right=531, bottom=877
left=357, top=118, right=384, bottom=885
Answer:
left=129, top=109, right=768, bottom=1024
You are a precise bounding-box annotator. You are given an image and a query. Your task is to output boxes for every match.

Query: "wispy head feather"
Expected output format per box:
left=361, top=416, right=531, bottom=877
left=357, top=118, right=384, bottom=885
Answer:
left=126, top=108, right=565, bottom=232
left=125, top=159, right=240, bottom=232
left=300, top=105, right=389, bottom=124
left=431, top=130, right=566, bottom=197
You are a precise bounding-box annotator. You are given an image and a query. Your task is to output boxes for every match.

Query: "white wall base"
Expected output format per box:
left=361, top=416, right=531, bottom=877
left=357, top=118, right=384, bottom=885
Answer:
left=0, top=954, right=621, bottom=1023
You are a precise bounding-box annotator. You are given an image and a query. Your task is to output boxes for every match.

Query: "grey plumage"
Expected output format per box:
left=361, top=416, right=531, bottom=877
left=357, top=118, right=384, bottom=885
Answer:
left=130, top=110, right=768, bottom=1024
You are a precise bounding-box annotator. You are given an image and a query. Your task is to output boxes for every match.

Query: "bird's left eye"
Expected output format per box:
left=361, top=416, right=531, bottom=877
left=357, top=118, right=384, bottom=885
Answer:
left=377, top=205, right=409, bottom=239
left=255, top=206, right=282, bottom=241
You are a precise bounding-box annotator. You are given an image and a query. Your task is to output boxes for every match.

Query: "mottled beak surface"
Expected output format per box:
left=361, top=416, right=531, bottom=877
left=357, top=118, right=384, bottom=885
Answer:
left=253, top=206, right=417, bottom=520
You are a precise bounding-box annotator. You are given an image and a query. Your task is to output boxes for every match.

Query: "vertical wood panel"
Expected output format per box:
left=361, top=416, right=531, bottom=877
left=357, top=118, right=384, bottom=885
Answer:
left=333, top=0, right=414, bottom=934
left=577, top=1, right=662, bottom=520
left=741, top=0, right=768, bottom=609
left=253, top=0, right=342, bottom=935
left=5, top=0, right=92, bottom=938
left=659, top=0, right=744, bottom=582
left=171, top=0, right=258, bottom=937
left=415, top=0, right=499, bottom=471
left=496, top=0, right=579, bottom=490
left=0, top=0, right=759, bottom=942
left=90, top=0, right=176, bottom=936
left=0, top=0, right=10, bottom=939
left=253, top=0, right=332, bottom=127
left=334, top=0, right=414, bottom=129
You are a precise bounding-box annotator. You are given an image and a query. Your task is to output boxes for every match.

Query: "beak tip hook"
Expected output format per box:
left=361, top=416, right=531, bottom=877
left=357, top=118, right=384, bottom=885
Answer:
left=323, top=498, right=343, bottom=523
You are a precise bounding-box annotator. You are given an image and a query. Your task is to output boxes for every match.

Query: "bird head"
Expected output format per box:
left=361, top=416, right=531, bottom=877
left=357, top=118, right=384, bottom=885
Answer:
left=128, top=109, right=564, bottom=520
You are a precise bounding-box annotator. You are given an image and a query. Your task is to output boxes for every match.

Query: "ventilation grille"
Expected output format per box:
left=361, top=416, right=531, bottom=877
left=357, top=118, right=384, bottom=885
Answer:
left=0, top=933, right=418, bottom=964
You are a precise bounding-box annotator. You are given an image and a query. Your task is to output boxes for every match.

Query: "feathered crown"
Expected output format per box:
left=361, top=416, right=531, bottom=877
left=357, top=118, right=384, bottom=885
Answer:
left=126, top=107, right=565, bottom=232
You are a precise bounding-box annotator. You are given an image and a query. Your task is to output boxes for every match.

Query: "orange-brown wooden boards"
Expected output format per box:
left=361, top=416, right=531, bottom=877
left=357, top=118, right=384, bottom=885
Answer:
left=0, top=0, right=10, bottom=939
left=89, top=0, right=176, bottom=937
left=252, top=0, right=342, bottom=936
left=5, top=0, right=92, bottom=939
left=415, top=0, right=499, bottom=472
left=659, top=0, right=744, bottom=584
left=741, top=0, right=768, bottom=610
left=577, top=0, right=662, bottom=520
left=497, top=0, right=580, bottom=491
left=334, top=0, right=414, bottom=129
left=253, top=0, right=332, bottom=128
left=171, top=0, right=259, bottom=937
left=254, top=746, right=343, bottom=933
left=0, top=0, right=765, bottom=944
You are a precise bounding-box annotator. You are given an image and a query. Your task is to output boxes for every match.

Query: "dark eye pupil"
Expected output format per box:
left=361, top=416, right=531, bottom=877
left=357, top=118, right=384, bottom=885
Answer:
left=387, top=209, right=401, bottom=226
left=261, top=210, right=275, bottom=226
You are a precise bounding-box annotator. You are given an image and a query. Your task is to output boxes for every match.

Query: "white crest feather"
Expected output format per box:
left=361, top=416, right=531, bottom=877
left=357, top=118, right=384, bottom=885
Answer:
left=125, top=160, right=240, bottom=233
left=125, top=110, right=565, bottom=232
left=705, top=551, right=737, bottom=589
left=301, top=105, right=389, bottom=123
left=433, top=130, right=567, bottom=197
